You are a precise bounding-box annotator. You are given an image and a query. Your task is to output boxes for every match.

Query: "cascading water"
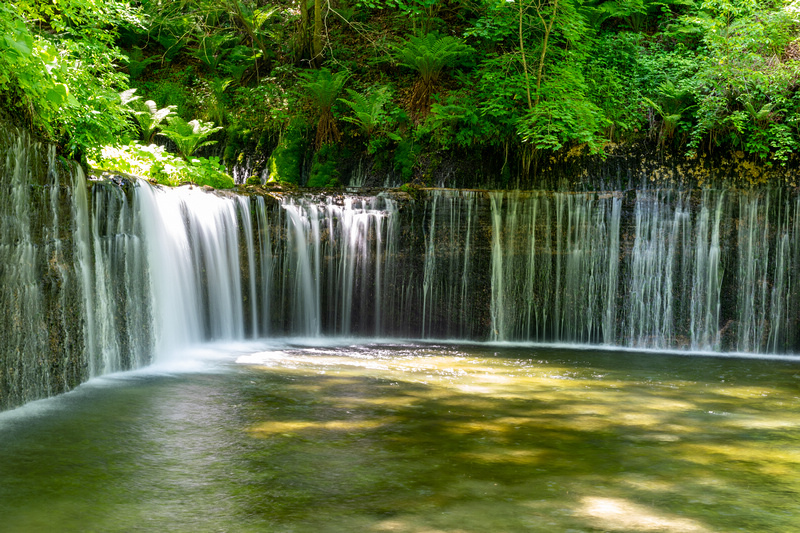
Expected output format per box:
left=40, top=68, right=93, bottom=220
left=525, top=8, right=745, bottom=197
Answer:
left=128, top=185, right=800, bottom=352
left=489, top=191, right=622, bottom=344
left=0, top=130, right=87, bottom=409
left=3, top=126, right=800, bottom=411
left=274, top=195, right=399, bottom=336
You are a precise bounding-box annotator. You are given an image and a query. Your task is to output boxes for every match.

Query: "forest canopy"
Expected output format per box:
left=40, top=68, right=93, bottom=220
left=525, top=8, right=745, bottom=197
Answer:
left=2, top=0, right=800, bottom=186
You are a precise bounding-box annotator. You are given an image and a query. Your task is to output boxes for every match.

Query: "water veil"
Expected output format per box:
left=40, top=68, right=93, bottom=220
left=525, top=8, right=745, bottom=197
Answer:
left=2, top=126, right=799, bottom=410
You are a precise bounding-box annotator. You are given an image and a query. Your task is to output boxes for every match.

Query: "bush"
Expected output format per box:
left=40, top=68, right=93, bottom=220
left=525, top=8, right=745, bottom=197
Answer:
left=90, top=142, right=234, bottom=188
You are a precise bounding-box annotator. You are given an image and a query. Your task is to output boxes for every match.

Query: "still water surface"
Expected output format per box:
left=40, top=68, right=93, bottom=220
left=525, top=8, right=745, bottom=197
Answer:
left=2, top=342, right=799, bottom=532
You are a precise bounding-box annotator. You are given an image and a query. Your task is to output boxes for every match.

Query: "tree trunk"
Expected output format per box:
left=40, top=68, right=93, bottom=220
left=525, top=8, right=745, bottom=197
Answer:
left=313, top=0, right=323, bottom=67
left=534, top=0, right=558, bottom=107
left=519, top=2, right=532, bottom=111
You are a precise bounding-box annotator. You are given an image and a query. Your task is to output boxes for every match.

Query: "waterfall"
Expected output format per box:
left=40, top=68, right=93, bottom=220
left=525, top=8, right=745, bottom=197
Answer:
left=3, top=127, right=800, bottom=411
left=254, top=197, right=274, bottom=336
left=489, top=191, right=621, bottom=343
left=87, top=181, right=153, bottom=373
left=273, top=195, right=398, bottom=336
left=623, top=190, right=726, bottom=350
left=112, top=185, right=800, bottom=351
left=736, top=190, right=800, bottom=353
left=0, top=130, right=88, bottom=409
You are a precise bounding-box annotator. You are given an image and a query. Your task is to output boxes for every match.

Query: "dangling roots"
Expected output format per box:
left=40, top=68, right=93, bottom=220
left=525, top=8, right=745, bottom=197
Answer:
left=410, top=78, right=436, bottom=118
left=316, top=109, right=341, bottom=148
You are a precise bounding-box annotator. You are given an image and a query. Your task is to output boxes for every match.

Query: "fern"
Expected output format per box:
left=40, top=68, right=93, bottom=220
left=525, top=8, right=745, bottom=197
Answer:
left=744, top=101, right=774, bottom=125
left=338, top=87, right=391, bottom=136
left=158, top=116, right=222, bottom=159
left=644, top=81, right=695, bottom=146
left=130, top=98, right=177, bottom=143
left=301, top=69, right=349, bottom=147
left=123, top=47, right=157, bottom=79
left=393, top=33, right=472, bottom=116
left=193, top=33, right=237, bottom=73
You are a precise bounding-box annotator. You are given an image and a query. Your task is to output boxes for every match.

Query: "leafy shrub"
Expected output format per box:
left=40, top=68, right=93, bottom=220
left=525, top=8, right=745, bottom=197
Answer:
left=516, top=64, right=606, bottom=152
left=0, top=2, right=140, bottom=158
left=91, top=142, right=234, bottom=188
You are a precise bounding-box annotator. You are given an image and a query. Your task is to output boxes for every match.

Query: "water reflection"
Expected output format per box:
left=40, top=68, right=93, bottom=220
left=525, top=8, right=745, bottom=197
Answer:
left=1, top=342, right=799, bottom=532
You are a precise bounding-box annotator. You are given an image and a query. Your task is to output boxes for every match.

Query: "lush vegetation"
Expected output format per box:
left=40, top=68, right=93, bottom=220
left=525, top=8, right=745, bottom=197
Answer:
left=3, top=0, right=800, bottom=187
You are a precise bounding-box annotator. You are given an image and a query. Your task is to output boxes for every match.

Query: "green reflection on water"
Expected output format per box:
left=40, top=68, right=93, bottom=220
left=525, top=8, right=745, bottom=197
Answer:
left=1, top=344, right=799, bottom=532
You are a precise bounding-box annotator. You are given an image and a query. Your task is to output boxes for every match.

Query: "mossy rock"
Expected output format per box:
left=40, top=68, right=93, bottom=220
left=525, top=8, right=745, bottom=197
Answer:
left=393, top=138, right=419, bottom=181
left=307, top=144, right=350, bottom=187
left=267, top=121, right=310, bottom=185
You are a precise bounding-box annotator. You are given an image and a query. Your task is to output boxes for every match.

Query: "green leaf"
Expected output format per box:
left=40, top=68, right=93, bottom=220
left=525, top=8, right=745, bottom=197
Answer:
left=4, top=33, right=33, bottom=58
left=45, top=84, right=69, bottom=106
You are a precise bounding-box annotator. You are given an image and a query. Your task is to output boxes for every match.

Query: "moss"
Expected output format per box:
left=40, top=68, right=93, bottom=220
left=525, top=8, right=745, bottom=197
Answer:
left=307, top=144, right=348, bottom=187
left=393, top=138, right=419, bottom=181
left=267, top=121, right=309, bottom=185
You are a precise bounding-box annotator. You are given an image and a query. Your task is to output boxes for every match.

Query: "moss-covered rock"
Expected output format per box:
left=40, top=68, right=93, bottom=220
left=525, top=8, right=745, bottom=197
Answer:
left=267, top=121, right=310, bottom=185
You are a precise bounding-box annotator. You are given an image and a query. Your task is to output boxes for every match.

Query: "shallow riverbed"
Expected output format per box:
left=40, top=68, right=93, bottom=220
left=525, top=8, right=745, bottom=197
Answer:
left=2, top=341, right=799, bottom=532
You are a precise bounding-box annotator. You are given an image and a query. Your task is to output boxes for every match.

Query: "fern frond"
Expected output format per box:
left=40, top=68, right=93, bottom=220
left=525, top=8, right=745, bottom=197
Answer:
left=394, top=33, right=472, bottom=84
left=158, top=116, right=222, bottom=159
left=131, top=99, right=176, bottom=143
left=394, top=33, right=472, bottom=116
left=301, top=69, right=349, bottom=110
left=339, top=87, right=391, bottom=135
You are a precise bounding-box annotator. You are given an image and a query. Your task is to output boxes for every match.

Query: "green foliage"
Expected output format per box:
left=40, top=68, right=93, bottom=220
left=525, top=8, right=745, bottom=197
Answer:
left=141, top=77, right=197, bottom=119
left=338, top=85, right=404, bottom=154
left=300, top=69, right=349, bottom=147
left=0, top=5, right=71, bottom=131
left=185, top=156, right=236, bottom=188
left=354, top=0, right=444, bottom=33
left=669, top=0, right=800, bottom=162
left=0, top=1, right=143, bottom=158
left=122, top=91, right=177, bottom=143
left=516, top=64, right=606, bottom=152
left=420, top=92, right=492, bottom=150
left=91, top=142, right=234, bottom=188
left=339, top=87, right=392, bottom=136
left=6, top=0, right=800, bottom=178
left=643, top=80, right=696, bottom=146
left=584, top=32, right=649, bottom=140
left=123, top=46, right=157, bottom=79
left=588, top=0, right=692, bottom=31
left=158, top=116, right=223, bottom=160
left=393, top=33, right=473, bottom=114
left=267, top=121, right=310, bottom=185
left=393, top=138, right=419, bottom=180
left=199, top=77, right=233, bottom=126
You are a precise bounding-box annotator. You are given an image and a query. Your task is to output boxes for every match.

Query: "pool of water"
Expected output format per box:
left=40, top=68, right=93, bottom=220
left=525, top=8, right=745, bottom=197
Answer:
left=2, top=341, right=799, bottom=532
